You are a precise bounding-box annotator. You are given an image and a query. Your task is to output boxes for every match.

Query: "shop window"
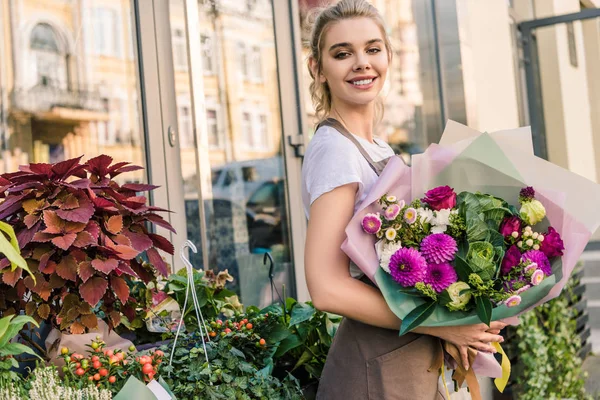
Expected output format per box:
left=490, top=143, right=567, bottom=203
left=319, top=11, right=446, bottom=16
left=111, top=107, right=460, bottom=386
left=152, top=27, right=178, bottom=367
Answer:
left=207, top=108, right=220, bottom=148
left=30, top=23, right=67, bottom=88
left=201, top=35, right=215, bottom=74
left=93, top=8, right=121, bottom=57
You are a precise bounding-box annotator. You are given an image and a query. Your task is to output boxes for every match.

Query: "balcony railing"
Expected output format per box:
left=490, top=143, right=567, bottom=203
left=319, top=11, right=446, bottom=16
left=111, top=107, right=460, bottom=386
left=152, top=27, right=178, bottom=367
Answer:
left=10, top=85, right=105, bottom=114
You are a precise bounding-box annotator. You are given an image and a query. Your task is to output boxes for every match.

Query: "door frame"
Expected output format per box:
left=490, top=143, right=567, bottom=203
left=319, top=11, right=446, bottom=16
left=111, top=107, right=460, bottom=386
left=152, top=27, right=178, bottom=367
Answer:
left=519, top=8, right=600, bottom=158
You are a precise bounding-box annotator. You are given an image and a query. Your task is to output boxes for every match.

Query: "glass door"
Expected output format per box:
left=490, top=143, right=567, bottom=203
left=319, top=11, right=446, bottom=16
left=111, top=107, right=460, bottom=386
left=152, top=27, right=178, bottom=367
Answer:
left=165, top=0, right=298, bottom=307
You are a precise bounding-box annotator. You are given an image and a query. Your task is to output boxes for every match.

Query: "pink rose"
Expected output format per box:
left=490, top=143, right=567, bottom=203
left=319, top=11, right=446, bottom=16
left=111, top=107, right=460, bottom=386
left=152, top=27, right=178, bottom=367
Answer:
left=499, top=216, right=522, bottom=238
left=421, top=186, right=457, bottom=211
left=540, top=226, right=564, bottom=258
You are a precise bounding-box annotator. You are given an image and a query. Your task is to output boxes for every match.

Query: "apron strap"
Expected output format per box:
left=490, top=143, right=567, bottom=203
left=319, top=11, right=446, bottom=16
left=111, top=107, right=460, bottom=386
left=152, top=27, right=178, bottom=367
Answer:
left=317, top=118, right=389, bottom=176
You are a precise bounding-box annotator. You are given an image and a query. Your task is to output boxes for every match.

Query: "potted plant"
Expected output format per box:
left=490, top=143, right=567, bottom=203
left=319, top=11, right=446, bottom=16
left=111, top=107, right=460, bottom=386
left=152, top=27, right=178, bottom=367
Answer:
left=0, top=155, right=174, bottom=339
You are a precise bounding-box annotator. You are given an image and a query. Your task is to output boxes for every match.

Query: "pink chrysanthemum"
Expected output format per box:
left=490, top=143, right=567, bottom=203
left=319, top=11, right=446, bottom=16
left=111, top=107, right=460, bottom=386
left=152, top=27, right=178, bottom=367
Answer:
left=424, top=263, right=458, bottom=293
left=389, top=247, right=427, bottom=287
left=362, top=213, right=382, bottom=235
left=420, top=233, right=458, bottom=264
left=531, top=269, right=545, bottom=286
left=521, top=250, right=551, bottom=275
left=505, top=295, right=522, bottom=308
left=403, top=208, right=417, bottom=224
left=384, top=204, right=401, bottom=221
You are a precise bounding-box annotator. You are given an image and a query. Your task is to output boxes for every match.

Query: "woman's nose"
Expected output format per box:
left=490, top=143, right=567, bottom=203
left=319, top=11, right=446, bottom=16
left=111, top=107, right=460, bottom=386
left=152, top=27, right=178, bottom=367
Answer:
left=353, top=53, right=371, bottom=71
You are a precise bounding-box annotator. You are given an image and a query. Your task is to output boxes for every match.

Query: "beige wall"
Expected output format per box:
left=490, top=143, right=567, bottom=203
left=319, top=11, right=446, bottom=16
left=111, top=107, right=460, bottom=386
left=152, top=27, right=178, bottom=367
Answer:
left=455, top=0, right=521, bottom=133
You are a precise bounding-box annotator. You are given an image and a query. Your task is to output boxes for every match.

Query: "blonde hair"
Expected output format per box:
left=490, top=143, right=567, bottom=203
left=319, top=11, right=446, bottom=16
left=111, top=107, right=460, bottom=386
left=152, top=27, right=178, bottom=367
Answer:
left=306, top=0, right=392, bottom=123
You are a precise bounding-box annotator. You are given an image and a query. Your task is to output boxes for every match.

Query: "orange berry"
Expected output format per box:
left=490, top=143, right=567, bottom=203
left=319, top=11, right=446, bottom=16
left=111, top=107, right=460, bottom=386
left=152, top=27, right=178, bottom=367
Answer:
left=88, top=376, right=94, bottom=381
left=246, top=323, right=253, bottom=330
left=92, top=360, right=101, bottom=369
left=91, top=356, right=100, bottom=362
left=209, top=332, right=216, bottom=338
left=116, top=352, right=125, bottom=361
left=75, top=368, right=85, bottom=376
left=105, top=350, right=114, bottom=357
left=154, top=350, right=164, bottom=357
left=259, top=339, right=266, bottom=346
left=99, top=368, right=108, bottom=377
left=108, top=376, right=116, bottom=384
left=142, top=363, right=154, bottom=375
left=148, top=372, right=155, bottom=381
left=94, top=373, right=101, bottom=381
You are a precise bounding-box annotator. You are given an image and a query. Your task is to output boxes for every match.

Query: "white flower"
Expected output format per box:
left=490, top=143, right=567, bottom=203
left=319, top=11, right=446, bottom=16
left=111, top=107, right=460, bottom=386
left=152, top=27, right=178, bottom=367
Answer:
left=511, top=231, right=519, bottom=238
left=417, top=207, right=434, bottom=223
left=517, top=241, right=523, bottom=248
left=433, top=209, right=451, bottom=226
left=526, top=239, right=534, bottom=246
left=431, top=225, right=448, bottom=234
left=375, top=240, right=402, bottom=273
left=385, top=228, right=397, bottom=241
left=533, top=244, right=540, bottom=250
left=386, top=195, right=397, bottom=202
left=523, top=231, right=531, bottom=237
left=532, top=232, right=539, bottom=239
left=538, top=234, right=545, bottom=242
left=398, top=199, right=406, bottom=208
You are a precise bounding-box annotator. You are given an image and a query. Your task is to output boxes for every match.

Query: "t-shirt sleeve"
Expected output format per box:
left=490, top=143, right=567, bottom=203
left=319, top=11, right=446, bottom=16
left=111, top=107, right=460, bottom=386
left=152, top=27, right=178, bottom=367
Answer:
left=303, top=134, right=363, bottom=206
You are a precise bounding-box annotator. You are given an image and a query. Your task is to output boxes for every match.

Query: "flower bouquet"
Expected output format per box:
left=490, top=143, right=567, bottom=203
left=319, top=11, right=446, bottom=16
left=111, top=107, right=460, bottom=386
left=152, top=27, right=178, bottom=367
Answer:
left=342, top=121, right=600, bottom=398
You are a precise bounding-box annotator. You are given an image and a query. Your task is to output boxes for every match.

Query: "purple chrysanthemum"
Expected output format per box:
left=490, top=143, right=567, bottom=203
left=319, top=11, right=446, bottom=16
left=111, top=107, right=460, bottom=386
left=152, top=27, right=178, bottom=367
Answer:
left=389, top=247, right=427, bottom=287
left=424, top=262, right=458, bottom=293
left=383, top=204, right=401, bottom=221
left=521, top=250, right=551, bottom=275
left=519, top=186, right=536, bottom=202
left=362, top=213, right=382, bottom=235
left=420, top=233, right=458, bottom=264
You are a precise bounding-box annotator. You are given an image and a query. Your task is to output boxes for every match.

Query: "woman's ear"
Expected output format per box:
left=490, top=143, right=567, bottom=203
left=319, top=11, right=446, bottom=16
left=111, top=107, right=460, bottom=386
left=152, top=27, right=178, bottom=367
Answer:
left=309, top=57, right=326, bottom=83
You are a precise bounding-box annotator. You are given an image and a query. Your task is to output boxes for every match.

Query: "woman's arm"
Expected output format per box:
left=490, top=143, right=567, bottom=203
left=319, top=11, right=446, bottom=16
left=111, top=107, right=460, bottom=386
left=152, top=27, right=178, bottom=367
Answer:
left=305, top=183, right=506, bottom=369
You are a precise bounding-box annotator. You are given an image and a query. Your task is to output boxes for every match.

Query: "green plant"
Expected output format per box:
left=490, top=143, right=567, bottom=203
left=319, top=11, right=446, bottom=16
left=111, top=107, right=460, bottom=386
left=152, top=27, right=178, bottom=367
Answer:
left=508, top=276, right=591, bottom=400
left=261, top=298, right=341, bottom=388
left=0, top=315, right=39, bottom=388
left=59, top=336, right=165, bottom=395
left=166, top=268, right=243, bottom=331
left=0, top=155, right=175, bottom=333
left=161, top=332, right=302, bottom=400
left=0, top=221, right=32, bottom=278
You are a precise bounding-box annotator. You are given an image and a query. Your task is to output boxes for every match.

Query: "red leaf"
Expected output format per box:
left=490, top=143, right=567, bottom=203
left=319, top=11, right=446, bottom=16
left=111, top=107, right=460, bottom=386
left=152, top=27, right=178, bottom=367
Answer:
left=78, top=261, right=95, bottom=283
left=85, top=221, right=100, bottom=240
left=122, top=183, right=160, bottom=192
left=58, top=194, right=80, bottom=210
left=86, top=155, right=113, bottom=175
left=44, top=261, right=57, bottom=274
left=79, top=277, right=108, bottom=307
left=0, top=194, right=27, bottom=219
left=38, top=251, right=55, bottom=273
left=24, top=214, right=41, bottom=229
left=51, top=233, right=77, bottom=250
left=56, top=255, right=78, bottom=281
left=145, top=214, right=176, bottom=233
left=7, top=181, right=43, bottom=192
left=32, top=232, right=56, bottom=243
left=116, top=261, right=138, bottom=278
left=70, top=249, right=87, bottom=263
left=17, top=221, right=42, bottom=248
left=109, top=165, right=144, bottom=178
left=105, top=215, right=123, bottom=235
left=123, top=305, right=136, bottom=322
left=51, top=156, right=83, bottom=179
left=42, top=210, right=86, bottom=234
left=27, top=163, right=53, bottom=175
left=56, top=196, right=95, bottom=223
left=110, top=245, right=139, bottom=260
left=130, top=259, right=154, bottom=284
left=107, top=161, right=130, bottom=173
left=123, top=231, right=153, bottom=252
left=64, top=178, right=91, bottom=189
left=2, top=268, right=22, bottom=286
left=111, top=276, right=130, bottom=304
left=148, top=233, right=175, bottom=255
left=146, top=247, right=169, bottom=277
left=112, top=234, right=132, bottom=246
left=73, top=231, right=96, bottom=248
left=91, top=258, right=119, bottom=274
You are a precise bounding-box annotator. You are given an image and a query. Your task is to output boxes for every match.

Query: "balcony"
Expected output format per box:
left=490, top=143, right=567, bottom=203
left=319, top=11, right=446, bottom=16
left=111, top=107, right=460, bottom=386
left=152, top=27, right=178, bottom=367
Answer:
left=10, top=85, right=106, bottom=116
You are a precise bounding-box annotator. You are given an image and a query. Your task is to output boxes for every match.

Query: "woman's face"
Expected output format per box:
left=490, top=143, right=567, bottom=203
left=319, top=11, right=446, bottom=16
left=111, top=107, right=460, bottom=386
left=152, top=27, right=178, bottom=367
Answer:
left=318, top=17, right=389, bottom=110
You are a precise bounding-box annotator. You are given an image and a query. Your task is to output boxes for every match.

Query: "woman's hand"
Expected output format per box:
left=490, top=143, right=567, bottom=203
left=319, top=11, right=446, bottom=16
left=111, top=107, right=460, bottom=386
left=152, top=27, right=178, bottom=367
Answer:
left=418, top=322, right=507, bottom=370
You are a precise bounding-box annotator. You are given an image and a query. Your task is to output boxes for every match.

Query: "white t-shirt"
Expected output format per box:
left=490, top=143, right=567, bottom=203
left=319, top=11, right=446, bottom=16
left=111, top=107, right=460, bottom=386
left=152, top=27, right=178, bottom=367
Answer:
left=302, top=124, right=395, bottom=276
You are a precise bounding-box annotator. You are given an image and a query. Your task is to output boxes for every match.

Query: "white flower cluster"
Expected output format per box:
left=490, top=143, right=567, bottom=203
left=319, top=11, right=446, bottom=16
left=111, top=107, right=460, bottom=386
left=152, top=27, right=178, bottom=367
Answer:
left=0, top=383, right=22, bottom=400
left=417, top=207, right=458, bottom=234
left=375, top=240, right=402, bottom=273
left=27, top=367, right=112, bottom=400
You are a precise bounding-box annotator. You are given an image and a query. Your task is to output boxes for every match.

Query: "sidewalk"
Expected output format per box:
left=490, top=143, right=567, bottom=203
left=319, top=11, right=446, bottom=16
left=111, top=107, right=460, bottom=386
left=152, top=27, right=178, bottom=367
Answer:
left=584, top=354, right=600, bottom=399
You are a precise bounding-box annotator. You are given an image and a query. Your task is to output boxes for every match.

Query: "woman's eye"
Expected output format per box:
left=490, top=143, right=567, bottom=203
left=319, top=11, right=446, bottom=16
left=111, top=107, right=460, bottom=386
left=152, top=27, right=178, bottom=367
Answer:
left=334, top=52, right=351, bottom=59
left=367, top=48, right=381, bottom=54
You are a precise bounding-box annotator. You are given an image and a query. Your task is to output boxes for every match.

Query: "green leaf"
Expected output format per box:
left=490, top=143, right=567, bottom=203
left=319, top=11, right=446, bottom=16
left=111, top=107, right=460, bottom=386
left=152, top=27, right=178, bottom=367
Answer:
left=289, top=303, right=315, bottom=326
left=0, top=316, right=12, bottom=342
left=475, top=296, right=492, bottom=327
left=285, top=297, right=297, bottom=313
left=259, top=304, right=281, bottom=316
left=399, top=301, right=436, bottom=336
left=325, top=317, right=337, bottom=337
left=292, top=348, right=314, bottom=370
left=274, top=334, right=303, bottom=358
left=0, top=315, right=37, bottom=348
left=1, top=342, right=40, bottom=358
left=304, top=363, right=323, bottom=379
left=454, top=256, right=473, bottom=282
left=0, top=221, right=32, bottom=277
left=266, top=325, right=292, bottom=344
left=229, top=347, right=246, bottom=360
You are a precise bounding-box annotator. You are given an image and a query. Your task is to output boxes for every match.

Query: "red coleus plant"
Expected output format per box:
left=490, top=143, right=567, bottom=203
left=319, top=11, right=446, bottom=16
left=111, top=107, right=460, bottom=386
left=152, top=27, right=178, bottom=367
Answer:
left=0, top=155, right=175, bottom=334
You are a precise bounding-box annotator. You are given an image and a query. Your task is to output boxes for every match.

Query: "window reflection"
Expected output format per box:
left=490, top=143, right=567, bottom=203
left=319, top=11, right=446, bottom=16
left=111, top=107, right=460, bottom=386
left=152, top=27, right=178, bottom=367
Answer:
left=0, top=1, right=144, bottom=183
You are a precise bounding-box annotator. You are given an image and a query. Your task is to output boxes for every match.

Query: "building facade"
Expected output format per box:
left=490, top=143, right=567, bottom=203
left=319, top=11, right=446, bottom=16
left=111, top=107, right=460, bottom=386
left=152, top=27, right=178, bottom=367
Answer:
left=1, top=0, right=599, bottom=344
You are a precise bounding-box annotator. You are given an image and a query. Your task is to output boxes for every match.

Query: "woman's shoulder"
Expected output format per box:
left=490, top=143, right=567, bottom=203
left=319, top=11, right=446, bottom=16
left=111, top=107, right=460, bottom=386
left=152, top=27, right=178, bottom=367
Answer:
left=305, top=124, right=360, bottom=158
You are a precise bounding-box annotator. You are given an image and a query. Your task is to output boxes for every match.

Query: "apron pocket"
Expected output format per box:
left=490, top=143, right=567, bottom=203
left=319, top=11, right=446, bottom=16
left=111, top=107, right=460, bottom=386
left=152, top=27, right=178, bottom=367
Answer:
left=366, top=334, right=442, bottom=400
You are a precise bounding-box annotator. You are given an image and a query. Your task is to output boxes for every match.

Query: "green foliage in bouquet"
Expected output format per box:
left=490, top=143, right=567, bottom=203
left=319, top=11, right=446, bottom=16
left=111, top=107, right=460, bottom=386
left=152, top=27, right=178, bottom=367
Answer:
left=508, top=275, right=591, bottom=400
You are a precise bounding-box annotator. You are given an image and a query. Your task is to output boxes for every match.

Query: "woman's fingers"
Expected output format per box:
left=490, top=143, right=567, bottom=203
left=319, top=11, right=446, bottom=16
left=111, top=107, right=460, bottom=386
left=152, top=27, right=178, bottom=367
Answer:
left=478, top=333, right=504, bottom=343
left=486, top=328, right=501, bottom=335
left=489, top=321, right=507, bottom=331
left=459, top=346, right=470, bottom=371
left=469, top=342, right=496, bottom=354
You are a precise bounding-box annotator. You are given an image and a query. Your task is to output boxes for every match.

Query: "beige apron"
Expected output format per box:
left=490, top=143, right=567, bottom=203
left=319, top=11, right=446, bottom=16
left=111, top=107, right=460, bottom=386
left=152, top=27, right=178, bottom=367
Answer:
left=315, top=119, right=445, bottom=400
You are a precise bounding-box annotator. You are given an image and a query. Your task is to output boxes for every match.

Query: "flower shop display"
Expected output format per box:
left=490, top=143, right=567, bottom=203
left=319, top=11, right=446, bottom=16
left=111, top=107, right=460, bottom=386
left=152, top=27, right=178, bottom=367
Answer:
left=342, top=121, right=600, bottom=399
left=0, top=155, right=175, bottom=335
